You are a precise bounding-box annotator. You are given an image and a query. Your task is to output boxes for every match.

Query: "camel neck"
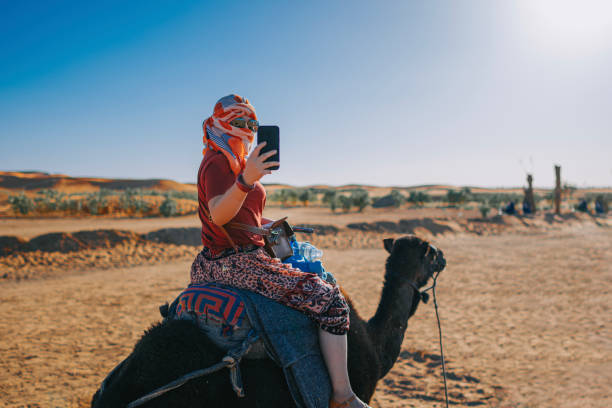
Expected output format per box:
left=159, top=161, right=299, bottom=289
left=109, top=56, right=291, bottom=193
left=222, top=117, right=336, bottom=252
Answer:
left=367, top=277, right=419, bottom=378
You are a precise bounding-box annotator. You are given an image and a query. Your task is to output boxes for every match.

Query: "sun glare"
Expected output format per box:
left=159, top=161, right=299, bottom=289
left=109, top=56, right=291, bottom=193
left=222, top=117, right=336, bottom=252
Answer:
left=518, top=0, right=612, bottom=56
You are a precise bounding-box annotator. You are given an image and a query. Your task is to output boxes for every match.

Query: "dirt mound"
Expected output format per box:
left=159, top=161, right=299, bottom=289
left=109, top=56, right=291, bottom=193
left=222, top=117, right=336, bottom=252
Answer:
left=0, top=230, right=142, bottom=256
left=347, top=218, right=454, bottom=235
left=0, top=235, right=27, bottom=256
left=143, top=228, right=201, bottom=246
left=297, top=224, right=339, bottom=235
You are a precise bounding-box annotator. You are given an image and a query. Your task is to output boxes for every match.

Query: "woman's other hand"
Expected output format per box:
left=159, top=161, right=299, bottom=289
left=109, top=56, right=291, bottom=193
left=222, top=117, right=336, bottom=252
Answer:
left=242, top=142, right=279, bottom=185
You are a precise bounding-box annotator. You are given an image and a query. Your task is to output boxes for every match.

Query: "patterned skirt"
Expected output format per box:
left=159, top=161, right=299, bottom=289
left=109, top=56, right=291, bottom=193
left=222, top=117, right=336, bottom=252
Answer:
left=190, top=247, right=349, bottom=335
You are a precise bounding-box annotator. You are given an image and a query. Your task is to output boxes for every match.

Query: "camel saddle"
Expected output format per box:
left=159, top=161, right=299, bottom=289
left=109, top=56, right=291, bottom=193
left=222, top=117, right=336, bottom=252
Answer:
left=166, top=283, right=332, bottom=408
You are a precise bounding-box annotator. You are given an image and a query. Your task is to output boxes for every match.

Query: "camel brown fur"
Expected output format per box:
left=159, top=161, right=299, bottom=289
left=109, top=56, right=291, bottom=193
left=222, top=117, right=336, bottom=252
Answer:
left=91, top=235, right=446, bottom=407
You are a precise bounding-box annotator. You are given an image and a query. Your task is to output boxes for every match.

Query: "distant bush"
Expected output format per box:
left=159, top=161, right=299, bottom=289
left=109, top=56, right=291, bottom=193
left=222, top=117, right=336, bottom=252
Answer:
left=322, top=190, right=338, bottom=212
left=479, top=204, right=491, bottom=218
left=372, top=190, right=404, bottom=208
left=471, top=193, right=522, bottom=209
left=351, top=189, right=370, bottom=212
left=159, top=195, right=178, bottom=217
left=446, top=189, right=467, bottom=205
left=269, top=189, right=298, bottom=207
left=119, top=189, right=151, bottom=214
left=8, top=193, right=35, bottom=215
left=164, top=190, right=197, bottom=201
left=85, top=192, right=109, bottom=215
left=338, top=195, right=352, bottom=213
left=407, top=191, right=431, bottom=207
left=298, top=189, right=315, bottom=207
left=34, top=189, right=66, bottom=212
left=59, top=198, right=83, bottom=214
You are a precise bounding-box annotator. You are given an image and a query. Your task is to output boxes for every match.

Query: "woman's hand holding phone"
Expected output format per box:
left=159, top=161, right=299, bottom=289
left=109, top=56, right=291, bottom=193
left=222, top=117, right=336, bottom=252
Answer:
left=242, top=142, right=279, bottom=185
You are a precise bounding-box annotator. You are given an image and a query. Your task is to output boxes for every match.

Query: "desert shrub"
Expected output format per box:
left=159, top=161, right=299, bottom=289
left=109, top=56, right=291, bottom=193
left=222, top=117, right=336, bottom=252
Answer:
left=159, top=195, right=178, bottom=217
left=338, top=195, right=352, bottom=213
left=34, top=189, right=66, bottom=212
left=407, top=191, right=431, bottom=207
left=270, top=189, right=298, bottom=207
left=269, top=190, right=282, bottom=204
left=479, top=204, right=491, bottom=218
left=488, top=194, right=503, bottom=209
left=351, top=189, right=370, bottom=212
left=119, top=189, right=151, bottom=214
left=85, top=192, right=109, bottom=215
left=119, top=189, right=136, bottom=212
left=446, top=189, right=467, bottom=205
left=8, top=193, right=35, bottom=215
left=298, top=189, right=314, bottom=207
left=322, top=190, right=338, bottom=212
left=461, top=187, right=472, bottom=201
left=174, top=191, right=197, bottom=201
left=372, top=190, right=404, bottom=208
left=59, top=198, right=83, bottom=214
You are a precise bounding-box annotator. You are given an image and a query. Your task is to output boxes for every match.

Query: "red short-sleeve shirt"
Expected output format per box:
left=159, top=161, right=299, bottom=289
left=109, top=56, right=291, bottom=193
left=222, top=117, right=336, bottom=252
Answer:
left=197, top=150, right=266, bottom=253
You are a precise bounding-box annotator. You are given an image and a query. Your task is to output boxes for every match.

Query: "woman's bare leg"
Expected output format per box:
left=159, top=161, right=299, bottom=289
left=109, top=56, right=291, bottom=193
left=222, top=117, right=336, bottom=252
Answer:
left=318, top=328, right=369, bottom=407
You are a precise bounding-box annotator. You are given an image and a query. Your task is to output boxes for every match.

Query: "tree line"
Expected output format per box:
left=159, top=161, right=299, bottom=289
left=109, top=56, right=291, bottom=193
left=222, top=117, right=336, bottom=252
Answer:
left=8, top=187, right=607, bottom=217
left=7, top=188, right=197, bottom=217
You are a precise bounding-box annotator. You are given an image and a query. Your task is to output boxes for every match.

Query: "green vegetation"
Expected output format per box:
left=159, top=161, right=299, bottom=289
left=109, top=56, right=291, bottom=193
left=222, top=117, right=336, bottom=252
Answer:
left=338, top=195, right=353, bottom=213
left=321, top=190, right=338, bottom=212
left=6, top=188, right=197, bottom=217
left=350, top=189, right=370, bottom=212
left=159, top=195, right=178, bottom=217
left=8, top=184, right=605, bottom=217
left=8, top=193, right=35, bottom=215
left=407, top=191, right=431, bottom=207
left=372, top=190, right=404, bottom=208
left=118, top=189, right=151, bottom=215
left=479, top=204, right=491, bottom=218
left=298, top=189, right=315, bottom=207
left=86, top=191, right=109, bottom=215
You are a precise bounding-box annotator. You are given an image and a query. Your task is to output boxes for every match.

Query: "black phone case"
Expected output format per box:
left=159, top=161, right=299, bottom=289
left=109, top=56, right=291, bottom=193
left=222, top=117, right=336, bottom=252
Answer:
left=257, top=125, right=279, bottom=170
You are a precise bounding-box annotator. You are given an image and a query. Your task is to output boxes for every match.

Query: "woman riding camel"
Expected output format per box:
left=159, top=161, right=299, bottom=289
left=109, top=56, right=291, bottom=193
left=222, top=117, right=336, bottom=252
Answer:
left=191, top=94, right=370, bottom=408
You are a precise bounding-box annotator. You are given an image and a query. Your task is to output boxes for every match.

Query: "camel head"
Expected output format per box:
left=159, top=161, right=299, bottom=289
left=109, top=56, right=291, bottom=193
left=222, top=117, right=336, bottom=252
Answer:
left=383, top=235, right=446, bottom=290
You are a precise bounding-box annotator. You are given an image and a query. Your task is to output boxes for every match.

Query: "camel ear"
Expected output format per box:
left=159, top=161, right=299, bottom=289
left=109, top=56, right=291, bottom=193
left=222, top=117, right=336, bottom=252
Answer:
left=420, top=241, right=431, bottom=259
left=383, top=238, right=394, bottom=253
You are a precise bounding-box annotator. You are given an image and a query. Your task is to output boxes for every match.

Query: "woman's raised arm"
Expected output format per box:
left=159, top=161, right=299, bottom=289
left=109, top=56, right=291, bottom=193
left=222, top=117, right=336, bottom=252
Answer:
left=208, top=142, right=279, bottom=225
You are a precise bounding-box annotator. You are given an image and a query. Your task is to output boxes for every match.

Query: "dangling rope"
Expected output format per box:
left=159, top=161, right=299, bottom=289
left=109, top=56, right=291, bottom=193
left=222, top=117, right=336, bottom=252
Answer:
left=422, top=270, right=449, bottom=408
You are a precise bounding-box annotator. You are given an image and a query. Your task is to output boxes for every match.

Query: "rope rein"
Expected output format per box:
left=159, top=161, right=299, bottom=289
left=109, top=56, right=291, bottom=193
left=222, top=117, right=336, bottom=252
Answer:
left=422, top=270, right=449, bottom=408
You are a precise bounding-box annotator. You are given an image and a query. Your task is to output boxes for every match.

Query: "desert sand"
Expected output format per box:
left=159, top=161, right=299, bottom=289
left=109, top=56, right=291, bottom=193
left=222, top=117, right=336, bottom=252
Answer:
left=0, top=207, right=610, bottom=407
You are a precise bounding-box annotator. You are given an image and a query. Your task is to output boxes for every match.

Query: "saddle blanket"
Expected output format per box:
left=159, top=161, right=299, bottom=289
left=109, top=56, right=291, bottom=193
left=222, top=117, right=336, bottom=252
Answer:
left=175, top=284, right=247, bottom=336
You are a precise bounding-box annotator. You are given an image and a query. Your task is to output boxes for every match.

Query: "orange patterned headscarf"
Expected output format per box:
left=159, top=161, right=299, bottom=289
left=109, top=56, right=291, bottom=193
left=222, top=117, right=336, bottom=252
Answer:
left=202, top=94, right=257, bottom=176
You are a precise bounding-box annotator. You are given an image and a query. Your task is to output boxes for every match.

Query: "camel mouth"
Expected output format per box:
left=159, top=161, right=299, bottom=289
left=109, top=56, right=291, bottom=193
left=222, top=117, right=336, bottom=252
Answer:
left=428, top=244, right=446, bottom=274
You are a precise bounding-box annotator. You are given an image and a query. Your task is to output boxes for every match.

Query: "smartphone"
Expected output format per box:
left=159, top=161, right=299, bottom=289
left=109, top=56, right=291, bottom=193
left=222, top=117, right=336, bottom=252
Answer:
left=257, top=125, right=280, bottom=170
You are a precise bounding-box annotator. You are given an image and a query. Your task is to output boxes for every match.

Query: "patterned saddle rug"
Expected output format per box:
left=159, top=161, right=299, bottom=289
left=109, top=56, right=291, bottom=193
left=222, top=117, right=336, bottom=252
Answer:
left=170, top=284, right=268, bottom=357
left=175, top=284, right=247, bottom=335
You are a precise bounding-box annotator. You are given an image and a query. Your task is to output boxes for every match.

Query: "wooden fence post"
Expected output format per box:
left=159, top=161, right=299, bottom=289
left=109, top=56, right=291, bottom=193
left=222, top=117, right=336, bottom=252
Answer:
left=525, top=174, right=536, bottom=214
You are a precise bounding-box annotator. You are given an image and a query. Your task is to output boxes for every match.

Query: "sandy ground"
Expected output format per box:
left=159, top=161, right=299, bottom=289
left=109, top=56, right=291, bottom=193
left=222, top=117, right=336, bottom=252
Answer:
left=0, top=215, right=610, bottom=407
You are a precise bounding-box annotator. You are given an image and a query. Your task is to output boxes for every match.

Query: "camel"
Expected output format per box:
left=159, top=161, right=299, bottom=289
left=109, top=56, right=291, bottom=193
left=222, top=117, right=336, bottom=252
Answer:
left=91, top=235, right=446, bottom=407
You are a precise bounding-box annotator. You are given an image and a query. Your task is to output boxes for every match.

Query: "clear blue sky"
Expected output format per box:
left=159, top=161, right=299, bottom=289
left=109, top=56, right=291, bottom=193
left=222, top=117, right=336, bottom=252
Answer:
left=1, top=0, right=610, bottom=188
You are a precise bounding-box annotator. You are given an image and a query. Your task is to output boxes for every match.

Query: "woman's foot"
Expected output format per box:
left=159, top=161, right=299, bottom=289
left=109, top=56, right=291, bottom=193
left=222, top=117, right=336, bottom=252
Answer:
left=330, top=393, right=371, bottom=408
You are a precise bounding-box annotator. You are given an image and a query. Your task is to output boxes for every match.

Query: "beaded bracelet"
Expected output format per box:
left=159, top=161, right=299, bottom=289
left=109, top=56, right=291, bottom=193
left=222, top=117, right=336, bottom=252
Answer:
left=236, top=173, right=255, bottom=193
